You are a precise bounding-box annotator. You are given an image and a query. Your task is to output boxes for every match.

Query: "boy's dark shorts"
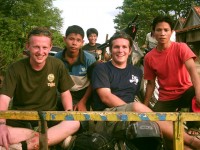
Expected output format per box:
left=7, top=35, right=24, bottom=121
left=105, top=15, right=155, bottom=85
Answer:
left=153, top=86, right=195, bottom=112
left=6, top=119, right=60, bottom=129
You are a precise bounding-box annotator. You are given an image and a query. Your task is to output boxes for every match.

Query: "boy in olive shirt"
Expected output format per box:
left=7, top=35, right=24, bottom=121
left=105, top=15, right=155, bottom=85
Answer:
left=0, top=27, right=80, bottom=149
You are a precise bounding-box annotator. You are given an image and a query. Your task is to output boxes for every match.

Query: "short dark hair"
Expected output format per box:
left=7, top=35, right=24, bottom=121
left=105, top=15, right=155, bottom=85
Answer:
left=152, top=15, right=174, bottom=31
left=86, top=28, right=98, bottom=37
left=27, top=27, right=52, bottom=43
left=65, top=25, right=84, bottom=39
left=109, top=31, right=133, bottom=50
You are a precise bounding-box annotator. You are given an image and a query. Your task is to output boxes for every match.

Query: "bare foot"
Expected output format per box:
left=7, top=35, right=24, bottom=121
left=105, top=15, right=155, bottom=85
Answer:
left=27, top=132, right=39, bottom=150
left=190, top=136, right=200, bottom=150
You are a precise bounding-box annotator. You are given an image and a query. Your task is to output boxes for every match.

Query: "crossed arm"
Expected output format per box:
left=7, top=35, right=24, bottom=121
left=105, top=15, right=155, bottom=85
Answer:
left=96, top=88, right=126, bottom=107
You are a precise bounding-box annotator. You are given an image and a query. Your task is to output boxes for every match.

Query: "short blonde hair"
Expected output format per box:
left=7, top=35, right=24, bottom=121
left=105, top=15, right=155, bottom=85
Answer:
left=27, top=27, right=53, bottom=43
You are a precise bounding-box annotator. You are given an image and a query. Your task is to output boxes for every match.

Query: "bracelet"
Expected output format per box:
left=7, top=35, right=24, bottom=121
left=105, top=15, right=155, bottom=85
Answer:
left=0, top=122, right=6, bottom=125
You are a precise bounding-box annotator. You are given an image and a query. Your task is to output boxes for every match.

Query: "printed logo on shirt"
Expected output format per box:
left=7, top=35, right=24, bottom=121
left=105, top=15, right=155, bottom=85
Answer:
left=129, top=75, right=139, bottom=85
left=79, top=67, right=86, bottom=74
left=47, top=74, right=55, bottom=87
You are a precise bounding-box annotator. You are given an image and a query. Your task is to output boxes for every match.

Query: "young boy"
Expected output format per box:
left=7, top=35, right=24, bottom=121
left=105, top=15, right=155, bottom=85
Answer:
left=82, top=28, right=104, bottom=60
left=91, top=31, right=200, bottom=149
left=0, top=27, right=79, bottom=149
left=55, top=25, right=96, bottom=111
left=144, top=15, right=200, bottom=148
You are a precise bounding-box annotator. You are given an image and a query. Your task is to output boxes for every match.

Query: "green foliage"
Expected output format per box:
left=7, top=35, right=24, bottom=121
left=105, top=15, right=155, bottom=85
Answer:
left=0, top=38, right=21, bottom=74
left=52, top=30, right=65, bottom=48
left=0, top=0, right=64, bottom=74
left=114, top=0, right=200, bottom=46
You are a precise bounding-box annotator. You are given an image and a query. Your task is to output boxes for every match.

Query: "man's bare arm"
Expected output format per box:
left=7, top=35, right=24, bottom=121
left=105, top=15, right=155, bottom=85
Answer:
left=185, top=58, right=200, bottom=107
left=144, top=79, right=155, bottom=106
left=60, top=90, right=73, bottom=111
left=96, top=88, right=126, bottom=107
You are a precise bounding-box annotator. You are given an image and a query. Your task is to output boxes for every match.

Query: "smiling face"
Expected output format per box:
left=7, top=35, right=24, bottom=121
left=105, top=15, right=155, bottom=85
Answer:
left=88, top=33, right=98, bottom=46
left=110, top=38, right=132, bottom=68
left=26, top=35, right=52, bottom=70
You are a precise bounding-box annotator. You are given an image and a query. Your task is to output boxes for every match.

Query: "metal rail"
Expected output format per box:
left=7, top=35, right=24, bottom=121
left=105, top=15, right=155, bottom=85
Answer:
left=0, top=111, right=200, bottom=150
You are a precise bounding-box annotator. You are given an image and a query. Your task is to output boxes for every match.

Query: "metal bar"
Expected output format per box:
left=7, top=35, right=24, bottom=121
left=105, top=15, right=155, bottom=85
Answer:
left=38, top=121, right=48, bottom=150
left=1, top=111, right=200, bottom=150
left=173, top=112, right=184, bottom=150
left=0, top=111, right=180, bottom=121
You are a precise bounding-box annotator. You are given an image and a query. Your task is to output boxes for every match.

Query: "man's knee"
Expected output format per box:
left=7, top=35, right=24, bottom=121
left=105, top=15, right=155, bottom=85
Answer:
left=69, top=121, right=80, bottom=132
left=66, top=121, right=80, bottom=132
left=132, top=101, right=152, bottom=112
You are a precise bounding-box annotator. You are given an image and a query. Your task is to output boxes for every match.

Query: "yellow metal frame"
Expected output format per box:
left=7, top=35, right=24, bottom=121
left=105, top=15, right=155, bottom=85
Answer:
left=0, top=111, right=200, bottom=150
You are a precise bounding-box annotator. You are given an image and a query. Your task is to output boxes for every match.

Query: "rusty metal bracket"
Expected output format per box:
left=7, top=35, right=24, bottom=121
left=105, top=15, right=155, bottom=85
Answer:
left=38, top=111, right=48, bottom=150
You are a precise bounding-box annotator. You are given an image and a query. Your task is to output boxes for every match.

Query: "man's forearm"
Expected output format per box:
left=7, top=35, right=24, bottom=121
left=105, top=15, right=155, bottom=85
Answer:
left=61, top=90, right=73, bottom=111
left=144, top=81, right=155, bottom=106
left=79, top=85, right=92, bottom=104
left=97, top=88, right=127, bottom=108
left=186, top=59, right=200, bottom=106
left=100, top=93, right=126, bottom=107
left=0, top=95, right=11, bottom=123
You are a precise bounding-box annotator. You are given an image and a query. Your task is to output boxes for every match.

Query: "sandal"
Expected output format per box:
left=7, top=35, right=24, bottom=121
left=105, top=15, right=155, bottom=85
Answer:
left=187, top=128, right=200, bottom=137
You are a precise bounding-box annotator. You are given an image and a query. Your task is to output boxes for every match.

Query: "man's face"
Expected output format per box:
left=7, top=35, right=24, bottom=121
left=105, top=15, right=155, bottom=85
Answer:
left=64, top=33, right=84, bottom=53
left=26, top=35, right=52, bottom=68
left=154, top=22, right=172, bottom=44
left=88, top=33, right=97, bottom=45
left=111, top=38, right=131, bottom=68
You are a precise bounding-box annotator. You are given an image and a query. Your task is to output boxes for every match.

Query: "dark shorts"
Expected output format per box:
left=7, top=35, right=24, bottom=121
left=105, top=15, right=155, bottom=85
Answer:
left=104, top=102, right=133, bottom=112
left=57, top=88, right=91, bottom=111
left=152, top=86, right=195, bottom=112
left=6, top=120, right=60, bottom=129
left=94, top=103, right=134, bottom=139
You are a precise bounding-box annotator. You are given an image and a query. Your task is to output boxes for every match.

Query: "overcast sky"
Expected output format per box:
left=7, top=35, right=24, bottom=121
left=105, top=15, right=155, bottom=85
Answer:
left=53, top=0, right=123, bottom=44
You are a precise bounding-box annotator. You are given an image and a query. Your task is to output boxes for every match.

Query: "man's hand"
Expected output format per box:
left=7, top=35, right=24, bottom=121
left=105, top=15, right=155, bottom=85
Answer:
left=95, top=49, right=102, bottom=55
left=73, top=101, right=87, bottom=111
left=0, top=124, right=11, bottom=150
left=195, top=97, right=200, bottom=108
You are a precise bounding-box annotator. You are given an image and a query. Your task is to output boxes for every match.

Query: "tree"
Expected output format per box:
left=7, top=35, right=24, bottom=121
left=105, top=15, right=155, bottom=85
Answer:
left=114, top=0, right=200, bottom=46
left=0, top=0, right=64, bottom=74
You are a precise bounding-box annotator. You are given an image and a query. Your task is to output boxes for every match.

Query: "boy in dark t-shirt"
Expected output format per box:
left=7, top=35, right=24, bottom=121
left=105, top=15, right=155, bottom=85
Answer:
left=82, top=28, right=104, bottom=60
left=91, top=31, right=200, bottom=149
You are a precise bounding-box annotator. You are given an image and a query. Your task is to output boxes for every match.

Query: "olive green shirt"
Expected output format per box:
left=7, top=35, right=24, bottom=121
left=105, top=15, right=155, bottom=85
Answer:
left=0, top=57, right=74, bottom=111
